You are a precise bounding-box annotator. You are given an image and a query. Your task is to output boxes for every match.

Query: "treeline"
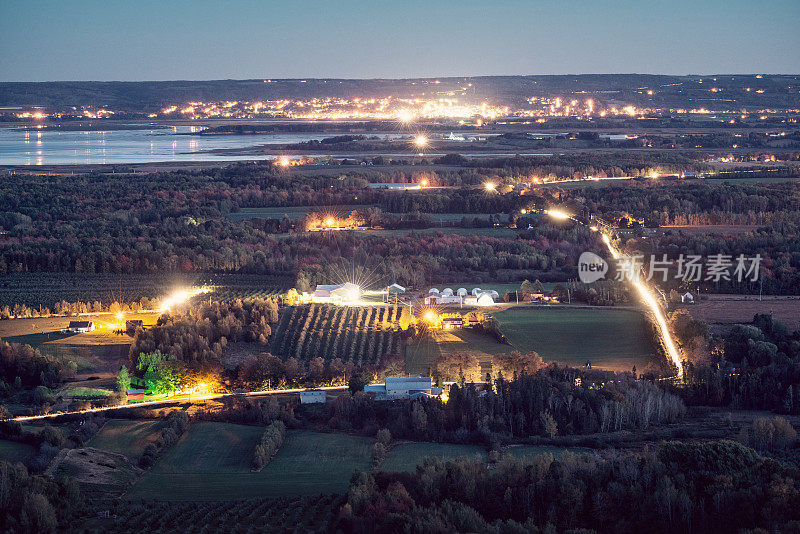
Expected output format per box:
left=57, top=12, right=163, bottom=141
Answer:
left=0, top=460, right=82, bottom=532
left=129, top=298, right=279, bottom=367
left=0, top=297, right=160, bottom=320
left=339, top=440, right=800, bottom=533
left=236, top=352, right=404, bottom=390
left=314, top=368, right=684, bottom=443
left=0, top=340, right=65, bottom=391
left=251, top=420, right=286, bottom=470
left=140, top=411, right=189, bottom=468
left=679, top=313, right=800, bottom=412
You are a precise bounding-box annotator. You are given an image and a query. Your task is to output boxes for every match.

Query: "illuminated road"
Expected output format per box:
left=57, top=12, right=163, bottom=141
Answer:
left=11, top=385, right=349, bottom=422
left=600, top=233, right=684, bottom=378
left=544, top=209, right=684, bottom=378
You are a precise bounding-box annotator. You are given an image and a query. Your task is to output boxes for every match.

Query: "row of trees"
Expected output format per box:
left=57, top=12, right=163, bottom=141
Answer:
left=315, top=368, right=685, bottom=443
left=251, top=420, right=286, bottom=470
left=340, top=440, right=800, bottom=533
left=140, top=411, right=189, bottom=468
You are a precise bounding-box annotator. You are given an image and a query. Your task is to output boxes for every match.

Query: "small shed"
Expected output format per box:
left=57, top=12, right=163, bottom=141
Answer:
left=300, top=390, right=327, bottom=404
left=126, top=389, right=145, bottom=401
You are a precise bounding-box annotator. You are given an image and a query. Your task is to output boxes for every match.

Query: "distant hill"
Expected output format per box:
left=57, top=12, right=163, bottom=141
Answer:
left=1, top=74, right=798, bottom=112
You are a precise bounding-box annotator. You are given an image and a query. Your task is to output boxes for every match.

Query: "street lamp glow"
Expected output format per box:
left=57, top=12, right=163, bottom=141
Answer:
left=484, top=181, right=496, bottom=192
left=420, top=178, right=429, bottom=187
left=414, top=134, right=428, bottom=148
left=545, top=209, right=571, bottom=220
left=160, top=286, right=210, bottom=313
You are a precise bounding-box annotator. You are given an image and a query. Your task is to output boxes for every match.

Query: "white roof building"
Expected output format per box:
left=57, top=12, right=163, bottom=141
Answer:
left=471, top=288, right=483, bottom=296
left=442, top=288, right=454, bottom=296
left=300, top=390, right=327, bottom=404
left=364, top=376, right=443, bottom=400
left=386, top=283, right=406, bottom=293
left=311, top=282, right=362, bottom=304
left=456, top=288, right=468, bottom=297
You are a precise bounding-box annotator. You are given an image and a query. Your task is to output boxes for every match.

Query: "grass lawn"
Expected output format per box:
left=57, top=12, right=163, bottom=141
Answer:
left=88, top=419, right=164, bottom=458
left=406, top=328, right=514, bottom=376
left=493, top=308, right=657, bottom=372
left=126, top=425, right=374, bottom=501
left=0, top=440, right=36, bottom=463
left=381, top=442, right=487, bottom=472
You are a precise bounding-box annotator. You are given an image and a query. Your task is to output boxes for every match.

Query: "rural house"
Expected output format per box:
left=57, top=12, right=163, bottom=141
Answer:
left=67, top=321, right=95, bottom=333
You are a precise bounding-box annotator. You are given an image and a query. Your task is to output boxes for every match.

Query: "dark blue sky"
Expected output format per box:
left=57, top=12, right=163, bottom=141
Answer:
left=2, top=0, right=798, bottom=81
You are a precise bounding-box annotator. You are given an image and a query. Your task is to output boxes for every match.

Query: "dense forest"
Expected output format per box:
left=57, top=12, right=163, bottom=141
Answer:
left=339, top=440, right=800, bottom=533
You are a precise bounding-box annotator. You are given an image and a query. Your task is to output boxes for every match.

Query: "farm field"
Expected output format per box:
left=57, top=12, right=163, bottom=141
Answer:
left=0, top=272, right=291, bottom=309
left=88, top=495, right=345, bottom=533
left=0, top=439, right=35, bottom=463
left=493, top=308, right=657, bottom=372
left=405, top=329, right=510, bottom=376
left=0, top=313, right=157, bottom=379
left=126, top=425, right=374, bottom=500
left=270, top=304, right=404, bottom=365
left=380, top=442, right=487, bottom=472
left=225, top=204, right=377, bottom=221
left=679, top=295, right=800, bottom=330
left=88, top=419, right=164, bottom=458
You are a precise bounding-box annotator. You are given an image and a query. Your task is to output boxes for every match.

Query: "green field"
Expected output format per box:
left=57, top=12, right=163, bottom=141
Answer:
left=0, top=439, right=36, bottom=463
left=405, top=329, right=509, bottom=376
left=226, top=205, right=377, bottom=221
left=88, top=419, right=164, bottom=458
left=493, top=308, right=657, bottom=371
left=126, top=424, right=374, bottom=500
left=381, top=442, right=487, bottom=472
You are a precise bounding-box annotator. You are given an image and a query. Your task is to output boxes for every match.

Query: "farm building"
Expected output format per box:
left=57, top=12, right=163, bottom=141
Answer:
left=425, top=287, right=496, bottom=306
left=67, top=321, right=94, bottom=333
left=308, top=282, right=362, bottom=304
left=300, top=390, right=327, bottom=404
left=441, top=317, right=463, bottom=329
left=386, top=283, right=406, bottom=294
left=364, top=376, right=443, bottom=400
left=126, top=388, right=145, bottom=401
left=369, top=182, right=422, bottom=190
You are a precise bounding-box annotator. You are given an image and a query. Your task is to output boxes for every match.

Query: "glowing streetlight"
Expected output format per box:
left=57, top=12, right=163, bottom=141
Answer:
left=424, top=310, right=437, bottom=323
left=484, top=181, right=496, bottom=192
left=115, top=311, right=124, bottom=321
left=414, top=134, right=428, bottom=148
left=397, top=109, right=415, bottom=123
left=520, top=209, right=527, bottom=214
left=160, top=286, right=210, bottom=313
left=278, top=156, right=291, bottom=167
left=545, top=209, right=571, bottom=220
left=325, top=217, right=336, bottom=227
left=420, top=178, right=429, bottom=187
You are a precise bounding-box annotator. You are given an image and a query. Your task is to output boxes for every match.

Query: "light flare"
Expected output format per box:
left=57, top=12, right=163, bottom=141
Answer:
left=601, top=234, right=684, bottom=378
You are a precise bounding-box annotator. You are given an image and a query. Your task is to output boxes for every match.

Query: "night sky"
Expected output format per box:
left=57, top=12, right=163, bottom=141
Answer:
left=2, top=0, right=799, bottom=81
